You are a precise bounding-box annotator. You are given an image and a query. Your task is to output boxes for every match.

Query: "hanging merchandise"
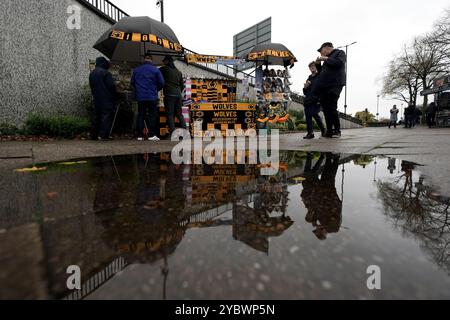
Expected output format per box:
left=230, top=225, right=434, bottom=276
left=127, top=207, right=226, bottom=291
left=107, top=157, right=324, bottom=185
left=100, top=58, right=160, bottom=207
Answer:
left=185, top=54, right=245, bottom=66
left=189, top=102, right=257, bottom=137
left=190, top=79, right=237, bottom=103
left=246, top=43, right=297, bottom=128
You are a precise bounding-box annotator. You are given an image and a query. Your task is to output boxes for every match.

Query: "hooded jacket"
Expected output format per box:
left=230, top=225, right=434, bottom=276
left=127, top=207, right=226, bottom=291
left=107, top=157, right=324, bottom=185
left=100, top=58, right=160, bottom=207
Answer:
left=160, top=64, right=184, bottom=97
left=89, top=57, right=117, bottom=109
left=316, top=49, right=347, bottom=91
left=131, top=61, right=165, bottom=102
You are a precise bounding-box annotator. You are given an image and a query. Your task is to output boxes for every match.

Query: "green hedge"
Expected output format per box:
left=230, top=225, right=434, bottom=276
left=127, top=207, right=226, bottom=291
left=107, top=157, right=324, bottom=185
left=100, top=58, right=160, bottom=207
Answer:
left=0, top=123, right=20, bottom=136
left=24, top=114, right=90, bottom=138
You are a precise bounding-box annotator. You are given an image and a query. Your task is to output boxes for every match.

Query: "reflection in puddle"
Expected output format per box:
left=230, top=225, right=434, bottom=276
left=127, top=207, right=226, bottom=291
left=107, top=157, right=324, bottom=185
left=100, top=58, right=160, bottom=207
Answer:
left=0, top=152, right=449, bottom=299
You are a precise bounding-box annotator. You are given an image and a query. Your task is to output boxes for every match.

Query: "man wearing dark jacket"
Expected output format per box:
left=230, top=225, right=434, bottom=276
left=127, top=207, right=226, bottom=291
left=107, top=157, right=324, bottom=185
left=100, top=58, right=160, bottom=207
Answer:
left=425, top=102, right=437, bottom=128
left=303, top=61, right=326, bottom=139
left=89, top=57, right=117, bottom=140
left=314, top=42, right=347, bottom=138
left=160, top=55, right=187, bottom=134
left=131, top=53, right=165, bottom=141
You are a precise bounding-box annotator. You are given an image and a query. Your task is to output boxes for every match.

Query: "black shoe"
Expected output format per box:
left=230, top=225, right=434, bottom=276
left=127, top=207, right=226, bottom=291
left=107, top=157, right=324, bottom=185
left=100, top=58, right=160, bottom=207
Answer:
left=323, top=131, right=334, bottom=138
left=333, top=130, right=342, bottom=138
left=303, top=133, right=315, bottom=140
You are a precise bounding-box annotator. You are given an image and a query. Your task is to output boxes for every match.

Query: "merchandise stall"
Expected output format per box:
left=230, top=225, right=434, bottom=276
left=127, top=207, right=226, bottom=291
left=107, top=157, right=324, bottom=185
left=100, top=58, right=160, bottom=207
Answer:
left=245, top=43, right=297, bottom=129
left=421, top=75, right=450, bottom=127
left=184, top=55, right=257, bottom=137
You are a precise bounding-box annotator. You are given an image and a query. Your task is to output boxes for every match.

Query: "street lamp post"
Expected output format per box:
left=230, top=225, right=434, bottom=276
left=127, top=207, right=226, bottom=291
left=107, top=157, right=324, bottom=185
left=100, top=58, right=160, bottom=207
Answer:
left=157, top=0, right=164, bottom=23
left=377, top=95, right=380, bottom=121
left=337, top=41, right=357, bottom=117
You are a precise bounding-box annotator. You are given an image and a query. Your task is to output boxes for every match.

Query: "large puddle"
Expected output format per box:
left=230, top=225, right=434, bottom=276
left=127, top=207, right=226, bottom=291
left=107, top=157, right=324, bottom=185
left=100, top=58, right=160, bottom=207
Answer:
left=1, top=152, right=449, bottom=299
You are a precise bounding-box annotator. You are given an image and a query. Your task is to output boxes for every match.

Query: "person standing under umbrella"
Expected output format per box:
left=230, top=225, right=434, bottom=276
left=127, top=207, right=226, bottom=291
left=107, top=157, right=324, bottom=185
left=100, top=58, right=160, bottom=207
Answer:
left=313, top=42, right=347, bottom=138
left=131, top=52, right=165, bottom=141
left=159, top=55, right=187, bottom=135
left=89, top=57, right=118, bottom=141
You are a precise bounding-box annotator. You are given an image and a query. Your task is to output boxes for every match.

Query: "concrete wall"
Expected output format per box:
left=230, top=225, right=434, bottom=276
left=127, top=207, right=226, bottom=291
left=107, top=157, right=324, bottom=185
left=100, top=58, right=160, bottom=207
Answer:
left=0, top=0, right=112, bottom=126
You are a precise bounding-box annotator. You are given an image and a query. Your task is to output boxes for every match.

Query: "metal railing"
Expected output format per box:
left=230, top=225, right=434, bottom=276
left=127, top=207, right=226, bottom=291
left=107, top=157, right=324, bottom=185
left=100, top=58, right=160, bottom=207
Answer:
left=79, top=0, right=129, bottom=23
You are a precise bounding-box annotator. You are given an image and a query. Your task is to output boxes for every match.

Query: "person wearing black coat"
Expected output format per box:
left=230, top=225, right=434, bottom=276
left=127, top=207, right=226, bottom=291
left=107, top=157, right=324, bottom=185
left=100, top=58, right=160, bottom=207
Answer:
left=426, top=102, right=437, bottom=128
left=89, top=57, right=118, bottom=140
left=313, top=42, right=347, bottom=138
left=303, top=62, right=326, bottom=139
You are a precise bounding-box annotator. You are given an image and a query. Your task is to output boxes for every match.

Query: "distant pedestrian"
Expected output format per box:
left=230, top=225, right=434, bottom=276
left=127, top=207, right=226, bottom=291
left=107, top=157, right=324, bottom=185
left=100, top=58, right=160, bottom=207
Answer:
left=414, top=108, right=422, bottom=127
left=89, top=57, right=118, bottom=141
left=425, top=102, right=437, bottom=128
left=313, top=42, right=347, bottom=138
left=388, top=105, right=399, bottom=129
left=404, top=103, right=416, bottom=128
left=159, top=55, right=187, bottom=135
left=303, top=61, right=326, bottom=139
left=131, top=52, right=165, bottom=141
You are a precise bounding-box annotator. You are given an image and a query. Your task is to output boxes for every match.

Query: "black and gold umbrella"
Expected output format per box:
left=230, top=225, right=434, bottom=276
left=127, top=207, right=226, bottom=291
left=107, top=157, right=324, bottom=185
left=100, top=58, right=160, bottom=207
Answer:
left=246, top=43, right=297, bottom=67
left=94, top=16, right=183, bottom=66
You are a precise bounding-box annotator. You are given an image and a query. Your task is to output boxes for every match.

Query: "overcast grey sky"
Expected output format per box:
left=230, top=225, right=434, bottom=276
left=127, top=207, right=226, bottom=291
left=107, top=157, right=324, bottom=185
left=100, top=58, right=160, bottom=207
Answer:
left=111, top=0, right=449, bottom=118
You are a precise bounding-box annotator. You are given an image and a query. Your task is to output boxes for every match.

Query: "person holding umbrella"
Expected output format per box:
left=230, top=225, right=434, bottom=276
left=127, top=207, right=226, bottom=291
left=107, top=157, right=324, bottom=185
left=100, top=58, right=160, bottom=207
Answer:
left=313, top=42, right=347, bottom=138
left=131, top=52, right=165, bottom=141
left=159, top=55, right=187, bottom=135
left=89, top=57, right=118, bottom=141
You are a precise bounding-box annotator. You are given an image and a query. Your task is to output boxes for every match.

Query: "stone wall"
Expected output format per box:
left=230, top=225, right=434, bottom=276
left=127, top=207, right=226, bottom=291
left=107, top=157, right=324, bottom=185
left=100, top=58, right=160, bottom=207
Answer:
left=0, top=0, right=113, bottom=127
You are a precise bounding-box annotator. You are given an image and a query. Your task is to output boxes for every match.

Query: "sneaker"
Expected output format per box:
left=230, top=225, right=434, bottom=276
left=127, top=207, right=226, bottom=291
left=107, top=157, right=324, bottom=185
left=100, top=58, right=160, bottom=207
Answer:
left=333, top=130, right=342, bottom=138
left=148, top=136, right=160, bottom=141
left=324, top=131, right=334, bottom=138
left=137, top=137, right=144, bottom=141
left=303, top=133, right=315, bottom=140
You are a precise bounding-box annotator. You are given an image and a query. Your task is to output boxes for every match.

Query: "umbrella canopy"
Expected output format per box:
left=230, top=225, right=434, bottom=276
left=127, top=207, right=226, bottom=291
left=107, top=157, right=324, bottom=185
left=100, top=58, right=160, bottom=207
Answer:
left=94, top=16, right=183, bottom=66
left=246, top=43, right=297, bottom=67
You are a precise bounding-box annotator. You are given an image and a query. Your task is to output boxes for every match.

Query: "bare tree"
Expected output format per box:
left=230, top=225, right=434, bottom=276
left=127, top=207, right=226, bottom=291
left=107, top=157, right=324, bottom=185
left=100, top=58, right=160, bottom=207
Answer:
left=382, top=8, right=450, bottom=109
left=382, top=55, right=421, bottom=106
left=431, top=8, right=450, bottom=54
left=402, top=36, right=449, bottom=109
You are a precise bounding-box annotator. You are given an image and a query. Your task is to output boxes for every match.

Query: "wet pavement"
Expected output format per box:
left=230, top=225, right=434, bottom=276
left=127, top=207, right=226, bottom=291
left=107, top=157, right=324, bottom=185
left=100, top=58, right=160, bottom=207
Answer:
left=0, top=151, right=449, bottom=300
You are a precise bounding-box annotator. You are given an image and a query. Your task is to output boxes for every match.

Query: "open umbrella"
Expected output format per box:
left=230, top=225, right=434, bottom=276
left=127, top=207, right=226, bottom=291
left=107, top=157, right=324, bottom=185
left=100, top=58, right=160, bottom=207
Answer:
left=246, top=43, right=297, bottom=67
left=94, top=16, right=183, bottom=66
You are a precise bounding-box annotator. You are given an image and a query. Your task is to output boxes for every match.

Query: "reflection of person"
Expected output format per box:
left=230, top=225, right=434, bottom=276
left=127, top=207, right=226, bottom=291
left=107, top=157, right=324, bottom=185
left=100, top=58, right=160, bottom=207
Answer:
left=314, top=42, right=347, bottom=138
left=388, top=157, right=396, bottom=174
left=89, top=57, right=118, bottom=141
left=131, top=52, right=165, bottom=141
left=160, top=55, right=187, bottom=135
left=303, top=62, right=326, bottom=139
left=302, top=153, right=342, bottom=240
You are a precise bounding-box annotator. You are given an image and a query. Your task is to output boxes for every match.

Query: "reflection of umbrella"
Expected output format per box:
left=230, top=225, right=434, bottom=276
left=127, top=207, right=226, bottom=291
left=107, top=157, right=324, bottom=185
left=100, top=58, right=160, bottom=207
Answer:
left=246, top=43, right=297, bottom=67
left=94, top=16, right=183, bottom=66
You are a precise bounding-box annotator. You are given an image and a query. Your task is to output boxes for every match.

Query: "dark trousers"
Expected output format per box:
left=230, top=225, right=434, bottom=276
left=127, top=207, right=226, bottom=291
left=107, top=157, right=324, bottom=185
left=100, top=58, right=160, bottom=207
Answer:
left=137, top=100, right=159, bottom=138
left=164, top=95, right=187, bottom=132
left=405, top=115, right=415, bottom=128
left=388, top=121, right=397, bottom=128
left=305, top=104, right=325, bottom=134
left=426, top=114, right=436, bottom=128
left=91, top=105, right=114, bottom=139
left=319, top=86, right=343, bottom=133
